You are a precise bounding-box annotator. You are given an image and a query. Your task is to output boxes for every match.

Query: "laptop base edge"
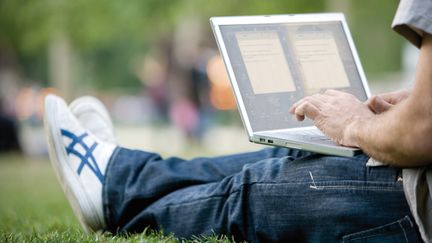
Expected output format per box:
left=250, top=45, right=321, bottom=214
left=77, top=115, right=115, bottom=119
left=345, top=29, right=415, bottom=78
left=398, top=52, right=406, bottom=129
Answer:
left=251, top=136, right=361, bottom=157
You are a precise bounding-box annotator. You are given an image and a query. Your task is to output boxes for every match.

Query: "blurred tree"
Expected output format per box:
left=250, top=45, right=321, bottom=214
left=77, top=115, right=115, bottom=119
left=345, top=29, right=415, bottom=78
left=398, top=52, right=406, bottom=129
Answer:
left=0, top=0, right=406, bottom=96
left=0, top=0, right=182, bottom=52
left=348, top=0, right=403, bottom=74
left=0, top=0, right=183, bottom=95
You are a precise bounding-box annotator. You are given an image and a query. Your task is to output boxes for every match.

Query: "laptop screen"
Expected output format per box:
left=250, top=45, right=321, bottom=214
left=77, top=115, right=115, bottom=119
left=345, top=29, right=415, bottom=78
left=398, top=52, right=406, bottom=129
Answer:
left=220, top=21, right=368, bottom=132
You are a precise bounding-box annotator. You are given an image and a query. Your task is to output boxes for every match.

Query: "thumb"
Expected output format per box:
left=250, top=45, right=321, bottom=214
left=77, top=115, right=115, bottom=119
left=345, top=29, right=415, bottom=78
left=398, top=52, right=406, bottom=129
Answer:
left=366, top=96, right=392, bottom=114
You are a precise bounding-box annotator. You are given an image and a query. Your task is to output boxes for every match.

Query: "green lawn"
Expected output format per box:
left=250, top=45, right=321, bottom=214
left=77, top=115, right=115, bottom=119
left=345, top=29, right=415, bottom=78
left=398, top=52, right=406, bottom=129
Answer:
left=0, top=153, right=233, bottom=242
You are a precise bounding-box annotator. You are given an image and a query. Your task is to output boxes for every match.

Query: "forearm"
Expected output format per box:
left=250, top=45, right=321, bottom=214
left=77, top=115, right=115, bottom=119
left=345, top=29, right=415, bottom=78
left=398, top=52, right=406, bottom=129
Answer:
left=348, top=34, right=432, bottom=166
left=349, top=97, right=432, bottom=166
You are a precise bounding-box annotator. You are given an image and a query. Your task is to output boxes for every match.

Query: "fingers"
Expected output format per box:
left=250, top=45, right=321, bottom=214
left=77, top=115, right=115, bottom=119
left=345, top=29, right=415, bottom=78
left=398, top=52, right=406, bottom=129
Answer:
left=291, top=94, right=323, bottom=110
left=290, top=95, right=323, bottom=121
left=294, top=101, right=320, bottom=121
left=322, top=89, right=343, bottom=96
left=289, top=90, right=358, bottom=121
left=290, top=90, right=343, bottom=118
left=366, top=90, right=410, bottom=110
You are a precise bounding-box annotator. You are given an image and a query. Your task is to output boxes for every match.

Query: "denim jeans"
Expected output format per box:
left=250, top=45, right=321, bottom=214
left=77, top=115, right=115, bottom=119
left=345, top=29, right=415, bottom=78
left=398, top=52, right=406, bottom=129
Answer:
left=103, top=147, right=422, bottom=242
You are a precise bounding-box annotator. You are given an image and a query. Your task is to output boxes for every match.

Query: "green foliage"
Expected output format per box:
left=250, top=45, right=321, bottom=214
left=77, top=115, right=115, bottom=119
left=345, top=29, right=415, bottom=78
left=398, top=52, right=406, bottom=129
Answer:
left=0, top=0, right=406, bottom=90
left=349, top=0, right=404, bottom=74
left=0, top=0, right=182, bottom=52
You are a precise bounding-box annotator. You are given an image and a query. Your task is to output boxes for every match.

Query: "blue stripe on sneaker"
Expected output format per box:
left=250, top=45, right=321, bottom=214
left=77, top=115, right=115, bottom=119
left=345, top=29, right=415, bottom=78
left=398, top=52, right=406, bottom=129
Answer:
left=60, top=129, right=104, bottom=183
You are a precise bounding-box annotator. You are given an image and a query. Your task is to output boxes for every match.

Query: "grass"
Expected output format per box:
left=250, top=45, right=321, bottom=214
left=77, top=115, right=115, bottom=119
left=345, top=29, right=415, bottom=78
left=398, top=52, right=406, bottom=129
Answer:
left=0, top=153, right=235, bottom=243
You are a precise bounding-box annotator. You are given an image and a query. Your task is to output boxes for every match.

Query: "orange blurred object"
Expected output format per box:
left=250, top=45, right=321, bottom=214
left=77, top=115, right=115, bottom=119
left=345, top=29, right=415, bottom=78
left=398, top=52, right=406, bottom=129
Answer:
left=209, top=85, right=236, bottom=110
left=15, top=86, right=60, bottom=121
left=206, top=55, right=236, bottom=110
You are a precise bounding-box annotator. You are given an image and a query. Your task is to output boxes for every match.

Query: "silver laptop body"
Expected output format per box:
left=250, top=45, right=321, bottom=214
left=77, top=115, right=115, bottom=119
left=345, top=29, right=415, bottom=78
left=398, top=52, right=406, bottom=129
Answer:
left=210, top=13, right=372, bottom=157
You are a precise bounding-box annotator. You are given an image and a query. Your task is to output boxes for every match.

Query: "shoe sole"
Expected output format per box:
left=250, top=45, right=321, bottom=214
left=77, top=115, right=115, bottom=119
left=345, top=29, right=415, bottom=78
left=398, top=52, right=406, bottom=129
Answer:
left=44, top=95, right=103, bottom=232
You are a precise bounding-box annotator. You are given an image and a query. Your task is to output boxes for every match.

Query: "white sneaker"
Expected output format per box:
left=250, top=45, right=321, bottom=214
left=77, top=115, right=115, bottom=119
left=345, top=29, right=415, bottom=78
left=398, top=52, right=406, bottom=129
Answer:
left=69, top=96, right=116, bottom=144
left=44, top=94, right=116, bottom=232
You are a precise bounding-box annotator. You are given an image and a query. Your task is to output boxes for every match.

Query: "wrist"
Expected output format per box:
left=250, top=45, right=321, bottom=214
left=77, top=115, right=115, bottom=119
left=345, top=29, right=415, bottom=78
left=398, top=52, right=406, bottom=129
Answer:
left=344, top=119, right=361, bottom=148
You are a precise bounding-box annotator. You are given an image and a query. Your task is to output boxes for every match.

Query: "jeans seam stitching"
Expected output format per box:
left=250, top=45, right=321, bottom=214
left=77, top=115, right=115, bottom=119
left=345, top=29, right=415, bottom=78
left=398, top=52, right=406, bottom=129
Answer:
left=307, top=185, right=402, bottom=191
left=347, top=232, right=389, bottom=241
left=342, top=215, right=413, bottom=241
left=255, top=180, right=403, bottom=192
left=398, top=218, right=409, bottom=243
left=150, top=180, right=401, bottom=209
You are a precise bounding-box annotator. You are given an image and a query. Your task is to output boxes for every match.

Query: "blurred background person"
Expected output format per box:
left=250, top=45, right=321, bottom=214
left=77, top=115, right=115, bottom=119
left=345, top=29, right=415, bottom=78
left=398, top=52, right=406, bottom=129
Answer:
left=0, top=54, right=20, bottom=152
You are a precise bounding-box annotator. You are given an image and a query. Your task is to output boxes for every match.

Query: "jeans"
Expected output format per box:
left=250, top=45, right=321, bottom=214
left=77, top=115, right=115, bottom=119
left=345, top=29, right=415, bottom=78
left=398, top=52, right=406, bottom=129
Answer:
left=103, top=147, right=422, bottom=242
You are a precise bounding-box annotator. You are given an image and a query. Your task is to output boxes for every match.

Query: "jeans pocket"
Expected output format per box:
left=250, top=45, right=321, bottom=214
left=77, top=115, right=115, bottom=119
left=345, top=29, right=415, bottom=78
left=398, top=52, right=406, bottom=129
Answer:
left=342, top=216, right=421, bottom=243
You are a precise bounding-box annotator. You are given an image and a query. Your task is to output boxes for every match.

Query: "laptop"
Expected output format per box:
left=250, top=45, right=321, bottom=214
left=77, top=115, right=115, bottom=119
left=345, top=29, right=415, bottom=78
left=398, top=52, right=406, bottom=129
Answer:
left=210, top=13, right=371, bottom=157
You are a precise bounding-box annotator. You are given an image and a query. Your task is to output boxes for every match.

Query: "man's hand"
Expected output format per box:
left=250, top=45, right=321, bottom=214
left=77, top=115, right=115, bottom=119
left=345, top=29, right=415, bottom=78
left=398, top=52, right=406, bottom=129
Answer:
left=289, top=89, right=374, bottom=147
left=289, top=34, right=432, bottom=166
left=365, top=89, right=410, bottom=114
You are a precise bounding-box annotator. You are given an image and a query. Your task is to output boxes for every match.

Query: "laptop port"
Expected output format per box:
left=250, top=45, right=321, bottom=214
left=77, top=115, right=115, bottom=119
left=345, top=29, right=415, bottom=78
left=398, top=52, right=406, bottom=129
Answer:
left=267, top=139, right=274, bottom=144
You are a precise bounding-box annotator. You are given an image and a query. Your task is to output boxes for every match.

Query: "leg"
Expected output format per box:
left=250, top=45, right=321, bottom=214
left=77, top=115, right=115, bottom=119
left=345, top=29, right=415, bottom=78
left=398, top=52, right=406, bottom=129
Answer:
left=103, top=147, right=312, bottom=231
left=104, top=152, right=421, bottom=242
left=44, top=94, right=311, bottom=233
left=110, top=146, right=310, bottom=185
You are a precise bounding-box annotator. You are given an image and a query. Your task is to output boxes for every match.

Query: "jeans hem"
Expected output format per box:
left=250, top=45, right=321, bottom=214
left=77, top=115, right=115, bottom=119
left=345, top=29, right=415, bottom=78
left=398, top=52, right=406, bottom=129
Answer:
left=103, top=146, right=121, bottom=230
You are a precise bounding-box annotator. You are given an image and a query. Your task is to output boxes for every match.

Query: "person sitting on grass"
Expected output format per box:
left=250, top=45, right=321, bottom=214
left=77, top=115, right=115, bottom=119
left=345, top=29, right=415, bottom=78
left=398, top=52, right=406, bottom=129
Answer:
left=44, top=0, right=431, bottom=241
